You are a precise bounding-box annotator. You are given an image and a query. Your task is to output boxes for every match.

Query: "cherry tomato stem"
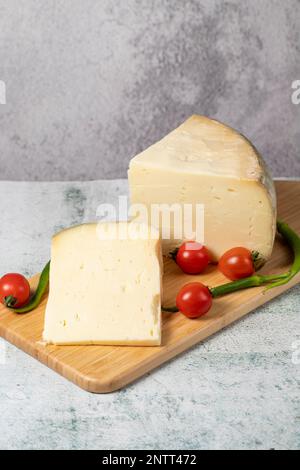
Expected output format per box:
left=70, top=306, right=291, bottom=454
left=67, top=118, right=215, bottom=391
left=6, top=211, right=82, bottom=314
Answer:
left=162, top=306, right=179, bottom=313
left=0, top=273, right=31, bottom=308
left=210, top=272, right=289, bottom=298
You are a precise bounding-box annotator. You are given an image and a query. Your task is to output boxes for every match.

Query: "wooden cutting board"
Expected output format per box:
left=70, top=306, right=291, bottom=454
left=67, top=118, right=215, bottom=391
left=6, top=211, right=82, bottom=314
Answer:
left=0, top=180, right=299, bottom=393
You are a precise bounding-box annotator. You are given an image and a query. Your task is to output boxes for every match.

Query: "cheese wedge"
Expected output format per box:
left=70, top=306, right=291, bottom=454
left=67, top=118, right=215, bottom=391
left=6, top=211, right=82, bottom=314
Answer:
left=128, top=115, right=276, bottom=262
left=43, top=222, right=162, bottom=345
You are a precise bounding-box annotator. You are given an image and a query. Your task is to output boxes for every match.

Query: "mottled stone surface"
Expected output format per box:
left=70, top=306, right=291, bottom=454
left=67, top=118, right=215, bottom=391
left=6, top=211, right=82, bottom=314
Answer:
left=0, top=0, right=300, bottom=181
left=0, top=179, right=299, bottom=450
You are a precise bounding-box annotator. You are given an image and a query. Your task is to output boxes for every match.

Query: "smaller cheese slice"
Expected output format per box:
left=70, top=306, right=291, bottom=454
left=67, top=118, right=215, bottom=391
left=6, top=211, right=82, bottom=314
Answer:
left=43, top=222, right=162, bottom=346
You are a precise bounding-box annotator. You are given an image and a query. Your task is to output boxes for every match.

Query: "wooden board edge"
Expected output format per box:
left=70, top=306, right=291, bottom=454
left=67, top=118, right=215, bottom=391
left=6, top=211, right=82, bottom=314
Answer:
left=1, top=269, right=300, bottom=394
left=75, top=273, right=300, bottom=393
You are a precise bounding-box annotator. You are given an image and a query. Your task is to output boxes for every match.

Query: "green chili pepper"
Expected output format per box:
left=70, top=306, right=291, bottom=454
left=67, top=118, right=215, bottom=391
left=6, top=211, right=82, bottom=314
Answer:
left=209, top=271, right=289, bottom=298
left=162, top=306, right=180, bottom=313
left=11, top=261, right=50, bottom=314
left=210, top=220, right=300, bottom=297
left=265, top=220, right=300, bottom=290
left=162, top=220, right=300, bottom=310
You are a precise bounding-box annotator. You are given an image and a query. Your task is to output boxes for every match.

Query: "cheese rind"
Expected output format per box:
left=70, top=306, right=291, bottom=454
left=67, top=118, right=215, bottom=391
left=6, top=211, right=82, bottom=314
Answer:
left=128, top=115, right=276, bottom=261
left=43, top=222, right=162, bottom=346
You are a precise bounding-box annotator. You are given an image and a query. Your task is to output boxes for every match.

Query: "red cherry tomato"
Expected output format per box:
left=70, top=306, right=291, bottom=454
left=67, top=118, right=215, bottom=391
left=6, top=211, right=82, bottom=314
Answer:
left=0, top=273, right=31, bottom=308
left=218, top=247, right=255, bottom=281
left=175, top=241, right=210, bottom=274
left=176, top=282, right=213, bottom=319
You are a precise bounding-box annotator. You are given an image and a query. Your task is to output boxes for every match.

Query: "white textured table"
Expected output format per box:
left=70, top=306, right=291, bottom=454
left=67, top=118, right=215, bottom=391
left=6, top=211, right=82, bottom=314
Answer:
left=0, top=180, right=299, bottom=450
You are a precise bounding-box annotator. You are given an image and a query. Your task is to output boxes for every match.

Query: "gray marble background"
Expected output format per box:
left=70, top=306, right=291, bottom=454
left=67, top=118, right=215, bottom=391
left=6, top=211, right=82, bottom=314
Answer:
left=0, top=0, right=300, bottom=181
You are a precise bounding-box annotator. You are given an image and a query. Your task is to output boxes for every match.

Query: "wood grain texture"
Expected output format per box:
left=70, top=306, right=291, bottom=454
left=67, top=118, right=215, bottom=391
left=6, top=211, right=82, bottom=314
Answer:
left=0, top=181, right=299, bottom=393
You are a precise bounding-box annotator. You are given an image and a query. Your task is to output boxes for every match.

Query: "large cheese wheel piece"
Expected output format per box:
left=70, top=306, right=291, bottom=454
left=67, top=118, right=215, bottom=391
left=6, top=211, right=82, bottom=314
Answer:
left=43, top=222, right=162, bottom=345
left=128, top=115, right=276, bottom=261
